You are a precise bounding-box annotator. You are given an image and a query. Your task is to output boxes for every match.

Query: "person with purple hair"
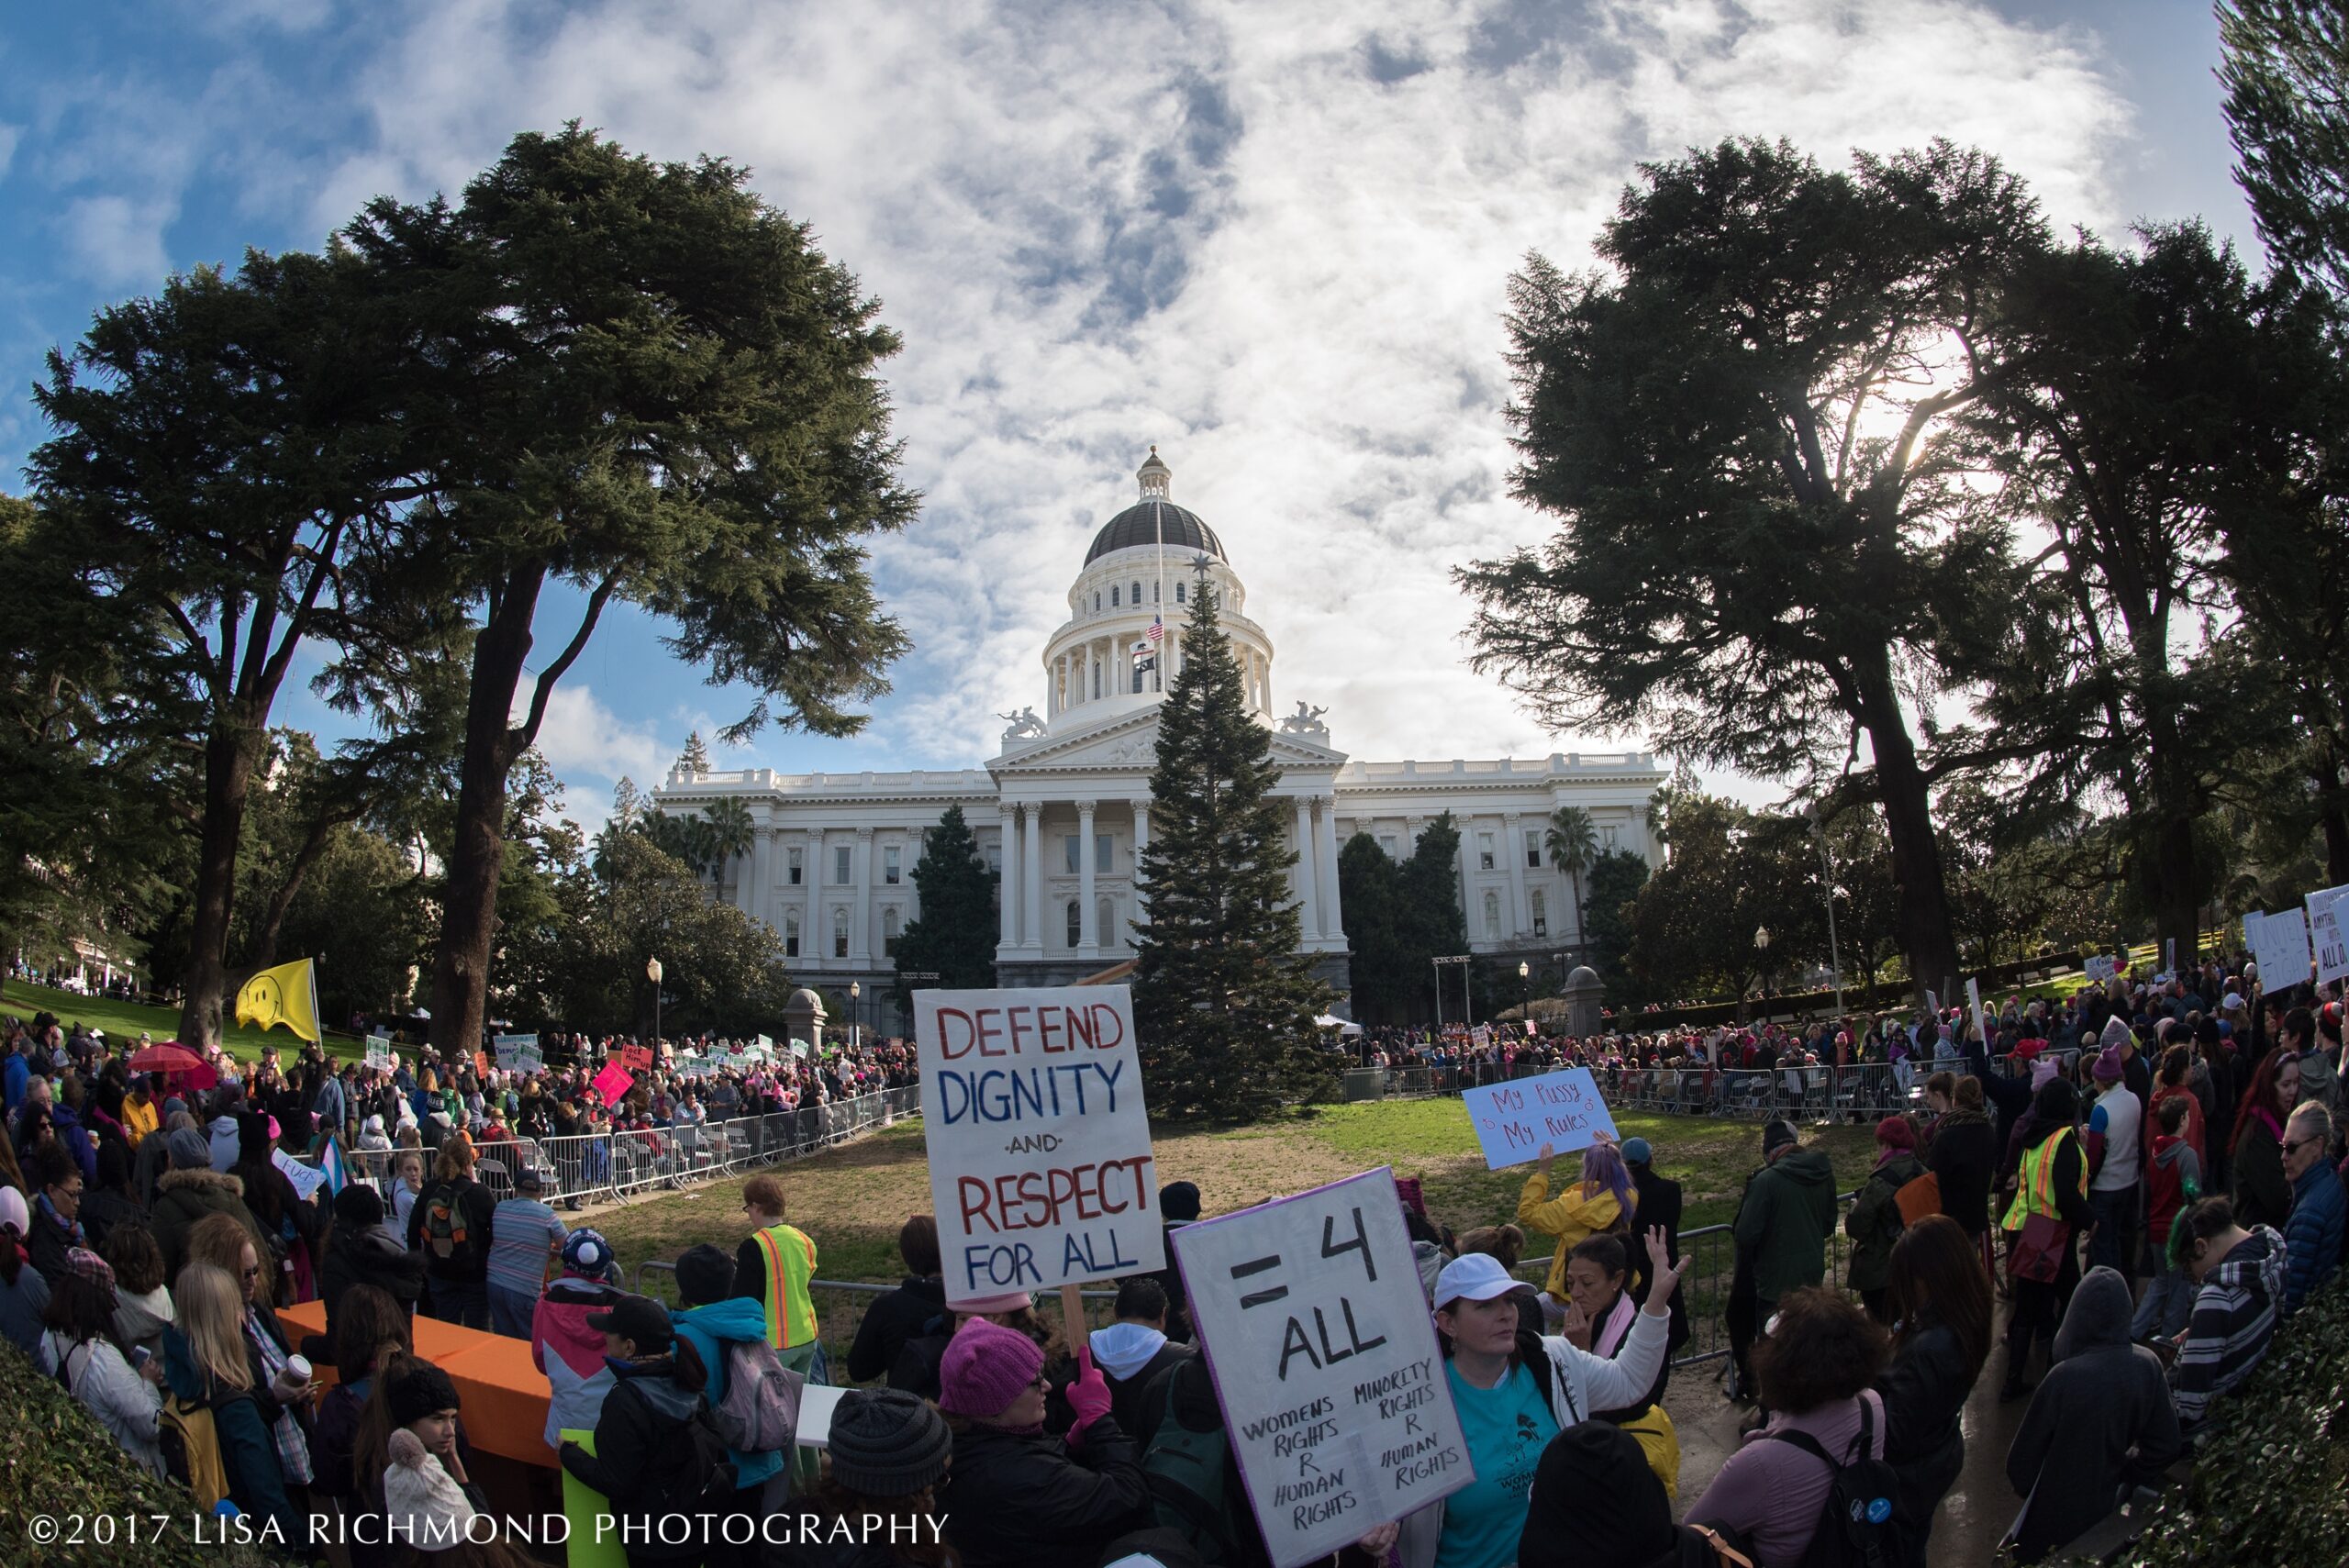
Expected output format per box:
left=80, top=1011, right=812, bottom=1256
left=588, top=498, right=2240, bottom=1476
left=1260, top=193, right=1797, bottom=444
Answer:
left=1520, top=1136, right=1636, bottom=1311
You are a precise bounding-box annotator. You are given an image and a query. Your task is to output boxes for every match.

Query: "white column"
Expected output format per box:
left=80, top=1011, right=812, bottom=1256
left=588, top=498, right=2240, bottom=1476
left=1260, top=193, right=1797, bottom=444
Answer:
left=1077, top=800, right=1099, bottom=955
left=1505, top=812, right=1529, bottom=940
left=907, top=828, right=925, bottom=923
left=1130, top=798, right=1152, bottom=926
left=750, top=825, right=774, bottom=928
left=1316, top=797, right=1344, bottom=944
left=997, top=806, right=1018, bottom=950
left=852, top=827, right=874, bottom=962
left=1021, top=802, right=1044, bottom=951
left=1294, top=795, right=1320, bottom=939
left=805, top=828, right=824, bottom=968
left=1458, top=816, right=1478, bottom=940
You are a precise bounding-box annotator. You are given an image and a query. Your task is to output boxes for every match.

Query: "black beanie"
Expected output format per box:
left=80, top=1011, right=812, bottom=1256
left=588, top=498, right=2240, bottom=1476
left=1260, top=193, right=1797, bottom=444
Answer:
left=1762, top=1118, right=1798, bottom=1159
left=387, top=1362, right=461, bottom=1427
left=674, top=1242, right=735, bottom=1307
left=1160, top=1181, right=1201, bottom=1221
left=333, top=1183, right=384, bottom=1229
left=1519, top=1422, right=1676, bottom=1568
left=825, top=1388, right=952, bottom=1496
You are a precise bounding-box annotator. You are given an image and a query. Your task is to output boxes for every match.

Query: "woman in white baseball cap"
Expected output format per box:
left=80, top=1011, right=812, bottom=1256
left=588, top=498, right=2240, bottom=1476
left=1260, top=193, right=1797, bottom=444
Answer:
left=1394, top=1226, right=1688, bottom=1568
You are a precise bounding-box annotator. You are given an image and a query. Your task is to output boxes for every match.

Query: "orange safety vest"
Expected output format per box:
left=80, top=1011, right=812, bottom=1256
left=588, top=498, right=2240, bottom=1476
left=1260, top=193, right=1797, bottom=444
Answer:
left=2002, top=1126, right=2085, bottom=1231
left=752, top=1222, right=820, bottom=1350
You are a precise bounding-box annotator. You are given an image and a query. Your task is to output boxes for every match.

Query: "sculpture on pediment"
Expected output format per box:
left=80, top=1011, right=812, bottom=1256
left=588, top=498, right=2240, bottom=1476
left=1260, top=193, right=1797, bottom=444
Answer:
left=997, top=707, right=1047, bottom=742
left=1277, top=700, right=1330, bottom=734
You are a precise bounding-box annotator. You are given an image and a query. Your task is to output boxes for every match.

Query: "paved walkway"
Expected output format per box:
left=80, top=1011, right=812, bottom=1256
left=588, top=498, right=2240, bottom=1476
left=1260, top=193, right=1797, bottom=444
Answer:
left=1665, top=1303, right=2036, bottom=1566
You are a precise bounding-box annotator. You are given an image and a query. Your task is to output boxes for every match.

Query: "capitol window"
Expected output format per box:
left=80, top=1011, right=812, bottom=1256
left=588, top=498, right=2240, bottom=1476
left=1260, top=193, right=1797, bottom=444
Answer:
left=1111, top=584, right=1120, bottom=606
left=1478, top=832, right=1496, bottom=871
left=1174, top=582, right=1186, bottom=603
left=1099, top=896, right=1116, bottom=945
left=786, top=847, right=803, bottom=885
left=831, top=908, right=850, bottom=959
left=1094, top=592, right=1101, bottom=612
left=1065, top=899, right=1082, bottom=948
left=883, top=906, right=901, bottom=957
left=1379, top=834, right=1397, bottom=857
left=783, top=911, right=800, bottom=958
left=1531, top=890, right=1547, bottom=938
left=834, top=845, right=852, bottom=884
left=884, top=845, right=901, bottom=884
left=1483, top=889, right=1501, bottom=935
left=1063, top=835, right=1081, bottom=875
left=1602, top=824, right=1619, bottom=848
left=1131, top=580, right=1141, bottom=604
left=1525, top=830, right=1542, bottom=868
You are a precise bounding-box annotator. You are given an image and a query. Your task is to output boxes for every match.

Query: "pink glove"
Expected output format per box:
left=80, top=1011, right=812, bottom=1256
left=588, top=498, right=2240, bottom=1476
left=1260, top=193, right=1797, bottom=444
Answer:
left=1065, top=1345, right=1113, bottom=1448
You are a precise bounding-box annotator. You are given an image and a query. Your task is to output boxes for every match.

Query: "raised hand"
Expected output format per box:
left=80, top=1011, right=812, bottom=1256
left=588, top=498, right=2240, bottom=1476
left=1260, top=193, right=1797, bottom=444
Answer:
left=1641, top=1225, right=1690, bottom=1313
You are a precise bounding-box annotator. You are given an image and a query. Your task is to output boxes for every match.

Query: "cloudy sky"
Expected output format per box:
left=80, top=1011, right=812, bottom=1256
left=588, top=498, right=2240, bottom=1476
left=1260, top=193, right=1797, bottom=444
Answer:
left=0, top=0, right=2259, bottom=826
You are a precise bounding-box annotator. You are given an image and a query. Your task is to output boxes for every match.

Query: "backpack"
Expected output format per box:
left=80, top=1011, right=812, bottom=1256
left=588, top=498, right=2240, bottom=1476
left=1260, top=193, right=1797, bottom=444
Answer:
left=708, top=1336, right=802, bottom=1454
left=1759, top=1397, right=1906, bottom=1568
left=422, top=1182, right=473, bottom=1264
left=1137, top=1358, right=1238, bottom=1564
left=159, top=1392, right=231, bottom=1510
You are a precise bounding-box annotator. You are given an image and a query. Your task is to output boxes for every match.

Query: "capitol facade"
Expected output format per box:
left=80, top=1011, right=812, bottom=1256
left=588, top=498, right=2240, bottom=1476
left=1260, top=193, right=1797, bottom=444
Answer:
left=652, top=450, right=1664, bottom=1033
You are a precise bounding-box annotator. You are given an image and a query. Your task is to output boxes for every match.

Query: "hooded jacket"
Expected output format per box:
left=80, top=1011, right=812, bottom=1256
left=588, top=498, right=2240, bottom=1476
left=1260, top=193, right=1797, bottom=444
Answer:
left=1518, top=1172, right=1627, bottom=1297
left=1876, top=1317, right=1976, bottom=1568
left=1847, top=1151, right=1929, bottom=1294
left=207, top=1113, right=242, bottom=1173
left=559, top=1356, right=731, bottom=1561
left=1925, top=1106, right=1997, bottom=1239
left=319, top=1220, right=428, bottom=1329
left=673, top=1294, right=786, bottom=1490
left=50, top=1101, right=97, bottom=1184
left=161, top=1324, right=306, bottom=1550
left=1732, top=1148, right=1839, bottom=1304
left=1088, top=1320, right=1196, bottom=1438
left=843, top=1274, right=947, bottom=1385
left=2282, top=1157, right=2345, bottom=1314
left=2174, top=1225, right=2286, bottom=1429
left=2006, top=1267, right=2181, bottom=1562
left=531, top=1276, right=621, bottom=1446
left=937, top=1414, right=1150, bottom=1568
left=150, top=1166, right=271, bottom=1282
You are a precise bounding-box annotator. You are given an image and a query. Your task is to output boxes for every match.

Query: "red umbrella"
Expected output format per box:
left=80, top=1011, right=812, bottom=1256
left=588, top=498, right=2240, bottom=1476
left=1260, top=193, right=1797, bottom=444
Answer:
left=128, top=1040, right=219, bottom=1092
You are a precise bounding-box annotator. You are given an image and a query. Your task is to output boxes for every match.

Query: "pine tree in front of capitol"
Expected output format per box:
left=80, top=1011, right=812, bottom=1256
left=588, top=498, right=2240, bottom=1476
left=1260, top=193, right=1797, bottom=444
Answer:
left=1132, top=574, right=1337, bottom=1122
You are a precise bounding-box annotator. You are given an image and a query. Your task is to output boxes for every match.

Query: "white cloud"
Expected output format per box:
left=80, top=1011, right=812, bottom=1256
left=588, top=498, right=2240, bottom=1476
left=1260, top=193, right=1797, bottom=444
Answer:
left=522, top=683, right=671, bottom=800
left=58, top=194, right=175, bottom=286
left=219, top=0, right=2145, bottom=781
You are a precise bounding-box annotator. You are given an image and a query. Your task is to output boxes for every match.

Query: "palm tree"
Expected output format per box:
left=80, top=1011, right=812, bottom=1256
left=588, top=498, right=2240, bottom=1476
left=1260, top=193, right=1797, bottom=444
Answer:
left=702, top=798, right=757, bottom=890
left=1545, top=806, right=1598, bottom=962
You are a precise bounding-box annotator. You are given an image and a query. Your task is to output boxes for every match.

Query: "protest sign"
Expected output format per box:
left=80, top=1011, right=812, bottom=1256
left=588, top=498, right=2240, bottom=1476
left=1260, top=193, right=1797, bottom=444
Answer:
left=273, top=1148, right=328, bottom=1201
left=363, top=1035, right=396, bottom=1072
left=494, top=1032, right=542, bottom=1073
left=2309, top=884, right=2349, bottom=986
left=2083, top=955, right=2116, bottom=984
left=1965, top=978, right=1987, bottom=1049
left=1172, top=1167, right=1473, bottom=1568
left=914, top=984, right=1162, bottom=1305
left=619, top=1044, right=654, bottom=1072
left=1459, top=1066, right=1619, bottom=1170
left=2246, top=909, right=2310, bottom=989
left=591, top=1062, right=634, bottom=1107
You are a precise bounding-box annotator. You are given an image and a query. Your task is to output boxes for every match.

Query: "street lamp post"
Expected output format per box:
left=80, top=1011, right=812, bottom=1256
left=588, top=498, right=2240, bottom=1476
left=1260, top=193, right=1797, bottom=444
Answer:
left=1753, top=926, right=1771, bottom=1022
left=1518, top=960, right=1531, bottom=1027
left=848, top=981, right=862, bottom=1052
left=646, top=956, right=663, bottom=1047
left=1806, top=806, right=1846, bottom=1018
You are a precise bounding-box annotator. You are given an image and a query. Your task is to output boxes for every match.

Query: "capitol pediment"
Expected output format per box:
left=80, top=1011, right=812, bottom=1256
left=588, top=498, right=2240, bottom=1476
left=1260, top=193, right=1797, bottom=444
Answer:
left=991, top=709, right=1349, bottom=776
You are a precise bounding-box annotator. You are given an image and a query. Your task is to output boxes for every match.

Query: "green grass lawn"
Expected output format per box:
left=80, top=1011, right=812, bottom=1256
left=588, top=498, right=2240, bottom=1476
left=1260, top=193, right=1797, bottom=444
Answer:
left=1, top=977, right=367, bottom=1062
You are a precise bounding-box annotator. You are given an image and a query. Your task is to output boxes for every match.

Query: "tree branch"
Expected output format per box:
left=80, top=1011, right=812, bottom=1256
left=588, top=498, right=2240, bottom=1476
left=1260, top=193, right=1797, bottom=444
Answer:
left=516, top=572, right=622, bottom=749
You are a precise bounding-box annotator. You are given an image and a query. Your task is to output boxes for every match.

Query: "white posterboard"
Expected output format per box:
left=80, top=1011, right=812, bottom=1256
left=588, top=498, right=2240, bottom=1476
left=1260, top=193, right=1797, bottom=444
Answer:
left=2083, top=955, right=2116, bottom=984
left=1965, top=978, right=1987, bottom=1048
left=2309, top=885, right=2349, bottom=986
left=363, top=1035, right=396, bottom=1072
left=1459, top=1067, right=1619, bottom=1169
left=494, top=1033, right=543, bottom=1073
left=1172, top=1167, right=1474, bottom=1568
left=914, top=985, right=1163, bottom=1305
left=2247, top=909, right=2310, bottom=989
left=273, top=1148, right=328, bottom=1201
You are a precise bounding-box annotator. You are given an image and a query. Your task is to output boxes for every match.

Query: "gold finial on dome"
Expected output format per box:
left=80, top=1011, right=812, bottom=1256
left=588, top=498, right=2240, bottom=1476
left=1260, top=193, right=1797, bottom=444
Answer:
left=1137, top=445, right=1172, bottom=500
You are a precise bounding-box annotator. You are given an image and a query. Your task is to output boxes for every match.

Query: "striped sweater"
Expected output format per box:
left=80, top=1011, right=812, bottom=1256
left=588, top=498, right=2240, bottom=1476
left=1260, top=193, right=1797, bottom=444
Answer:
left=2172, top=1225, right=2285, bottom=1429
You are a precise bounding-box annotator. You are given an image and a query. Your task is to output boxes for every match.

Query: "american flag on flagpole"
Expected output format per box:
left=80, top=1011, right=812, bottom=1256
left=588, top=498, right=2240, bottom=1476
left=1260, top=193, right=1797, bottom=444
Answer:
left=1147, top=614, right=1163, bottom=643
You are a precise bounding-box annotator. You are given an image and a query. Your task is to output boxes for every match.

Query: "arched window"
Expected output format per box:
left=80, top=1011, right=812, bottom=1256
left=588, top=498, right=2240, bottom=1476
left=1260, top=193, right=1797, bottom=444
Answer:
left=1133, top=662, right=1146, bottom=695
left=1481, top=890, right=1500, bottom=938
left=1065, top=899, right=1082, bottom=948
left=1174, top=582, right=1186, bottom=603
left=1111, top=584, right=1120, bottom=606
left=1093, top=660, right=1102, bottom=700
left=1093, top=592, right=1101, bottom=612
left=883, top=906, right=901, bottom=957
left=1531, top=889, right=1548, bottom=939
left=1131, top=580, right=1141, bottom=605
left=783, top=911, right=800, bottom=959
left=1152, top=581, right=1160, bottom=603
left=1098, top=897, right=1116, bottom=947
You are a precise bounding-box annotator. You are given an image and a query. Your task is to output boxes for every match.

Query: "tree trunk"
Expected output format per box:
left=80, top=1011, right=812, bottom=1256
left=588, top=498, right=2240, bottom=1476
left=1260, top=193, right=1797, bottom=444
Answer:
left=428, top=568, right=544, bottom=1059
left=2149, top=812, right=2201, bottom=976
left=176, top=719, right=261, bottom=1051
left=1854, top=661, right=1963, bottom=1005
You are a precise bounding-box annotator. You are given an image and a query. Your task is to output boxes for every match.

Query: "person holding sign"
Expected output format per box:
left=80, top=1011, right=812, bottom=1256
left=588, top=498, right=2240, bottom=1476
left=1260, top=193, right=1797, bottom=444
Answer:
left=1398, top=1228, right=1689, bottom=1568
left=1516, top=1138, right=1634, bottom=1310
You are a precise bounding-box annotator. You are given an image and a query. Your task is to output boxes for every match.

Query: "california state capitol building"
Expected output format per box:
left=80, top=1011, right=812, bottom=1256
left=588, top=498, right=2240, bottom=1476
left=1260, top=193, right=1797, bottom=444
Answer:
left=651, top=450, right=1664, bottom=1034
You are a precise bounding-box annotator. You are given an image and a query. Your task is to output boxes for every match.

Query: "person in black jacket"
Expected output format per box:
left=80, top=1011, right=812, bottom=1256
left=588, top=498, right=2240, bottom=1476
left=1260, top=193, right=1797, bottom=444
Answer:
left=1926, top=1077, right=1997, bottom=1262
left=1622, top=1138, right=1688, bottom=1360
left=844, top=1215, right=948, bottom=1385
left=1085, top=1276, right=1196, bottom=1439
left=559, top=1294, right=733, bottom=1567
left=317, top=1184, right=426, bottom=1340
left=406, top=1134, right=497, bottom=1329
left=935, top=1318, right=1146, bottom=1568
left=1876, top=1216, right=1991, bottom=1568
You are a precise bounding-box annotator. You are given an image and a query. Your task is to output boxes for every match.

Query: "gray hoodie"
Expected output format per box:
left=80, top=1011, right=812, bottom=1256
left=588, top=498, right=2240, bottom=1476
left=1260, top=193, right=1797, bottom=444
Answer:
left=206, top=1113, right=242, bottom=1174
left=2008, top=1267, right=2182, bottom=1562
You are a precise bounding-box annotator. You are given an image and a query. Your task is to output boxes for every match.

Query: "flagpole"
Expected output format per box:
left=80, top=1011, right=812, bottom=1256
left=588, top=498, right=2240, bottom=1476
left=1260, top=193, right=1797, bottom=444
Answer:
left=1153, top=486, right=1166, bottom=691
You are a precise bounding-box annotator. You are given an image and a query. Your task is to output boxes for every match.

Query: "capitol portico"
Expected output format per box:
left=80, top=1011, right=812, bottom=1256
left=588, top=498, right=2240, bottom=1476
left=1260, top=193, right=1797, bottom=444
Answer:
left=653, top=450, right=1664, bottom=1034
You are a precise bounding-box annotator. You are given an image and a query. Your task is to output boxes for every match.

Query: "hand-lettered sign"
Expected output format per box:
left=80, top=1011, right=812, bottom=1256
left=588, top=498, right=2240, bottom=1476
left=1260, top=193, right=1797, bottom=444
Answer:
left=1173, top=1167, right=1474, bottom=1568
left=2307, top=886, right=2349, bottom=987
left=591, top=1062, right=634, bottom=1107
left=1459, top=1066, right=1620, bottom=1170
left=494, top=1033, right=542, bottom=1073
left=914, top=985, right=1162, bottom=1306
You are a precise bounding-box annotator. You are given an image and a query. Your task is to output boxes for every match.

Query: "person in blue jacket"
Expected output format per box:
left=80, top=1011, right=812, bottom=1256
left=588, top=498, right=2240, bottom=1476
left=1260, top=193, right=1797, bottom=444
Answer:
left=165, top=1262, right=307, bottom=1551
left=2280, top=1101, right=2344, bottom=1314
left=671, top=1243, right=791, bottom=1514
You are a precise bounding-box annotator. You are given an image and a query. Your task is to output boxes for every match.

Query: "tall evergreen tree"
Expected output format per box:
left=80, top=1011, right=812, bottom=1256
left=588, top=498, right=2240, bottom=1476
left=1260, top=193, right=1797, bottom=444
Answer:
left=1133, top=579, right=1334, bottom=1121
left=1400, top=814, right=1471, bottom=1022
left=1337, top=832, right=1407, bottom=1024
left=894, top=805, right=998, bottom=1016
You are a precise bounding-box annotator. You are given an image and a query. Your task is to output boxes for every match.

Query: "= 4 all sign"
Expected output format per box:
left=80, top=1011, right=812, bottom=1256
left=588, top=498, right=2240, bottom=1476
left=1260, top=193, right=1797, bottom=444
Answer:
left=1172, top=1167, right=1474, bottom=1568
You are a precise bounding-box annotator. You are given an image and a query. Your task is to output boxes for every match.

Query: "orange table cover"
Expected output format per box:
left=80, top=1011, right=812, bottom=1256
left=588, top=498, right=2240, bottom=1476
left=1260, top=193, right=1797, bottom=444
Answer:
left=280, top=1299, right=558, bottom=1469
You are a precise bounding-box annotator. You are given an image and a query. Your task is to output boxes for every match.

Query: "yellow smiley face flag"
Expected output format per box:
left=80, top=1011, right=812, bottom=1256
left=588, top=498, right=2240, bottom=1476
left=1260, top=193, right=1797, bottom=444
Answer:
left=234, top=958, right=323, bottom=1045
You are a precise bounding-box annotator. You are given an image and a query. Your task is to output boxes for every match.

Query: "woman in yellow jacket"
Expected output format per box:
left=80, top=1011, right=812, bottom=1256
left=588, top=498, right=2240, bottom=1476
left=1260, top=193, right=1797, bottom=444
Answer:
left=1519, top=1137, right=1636, bottom=1302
